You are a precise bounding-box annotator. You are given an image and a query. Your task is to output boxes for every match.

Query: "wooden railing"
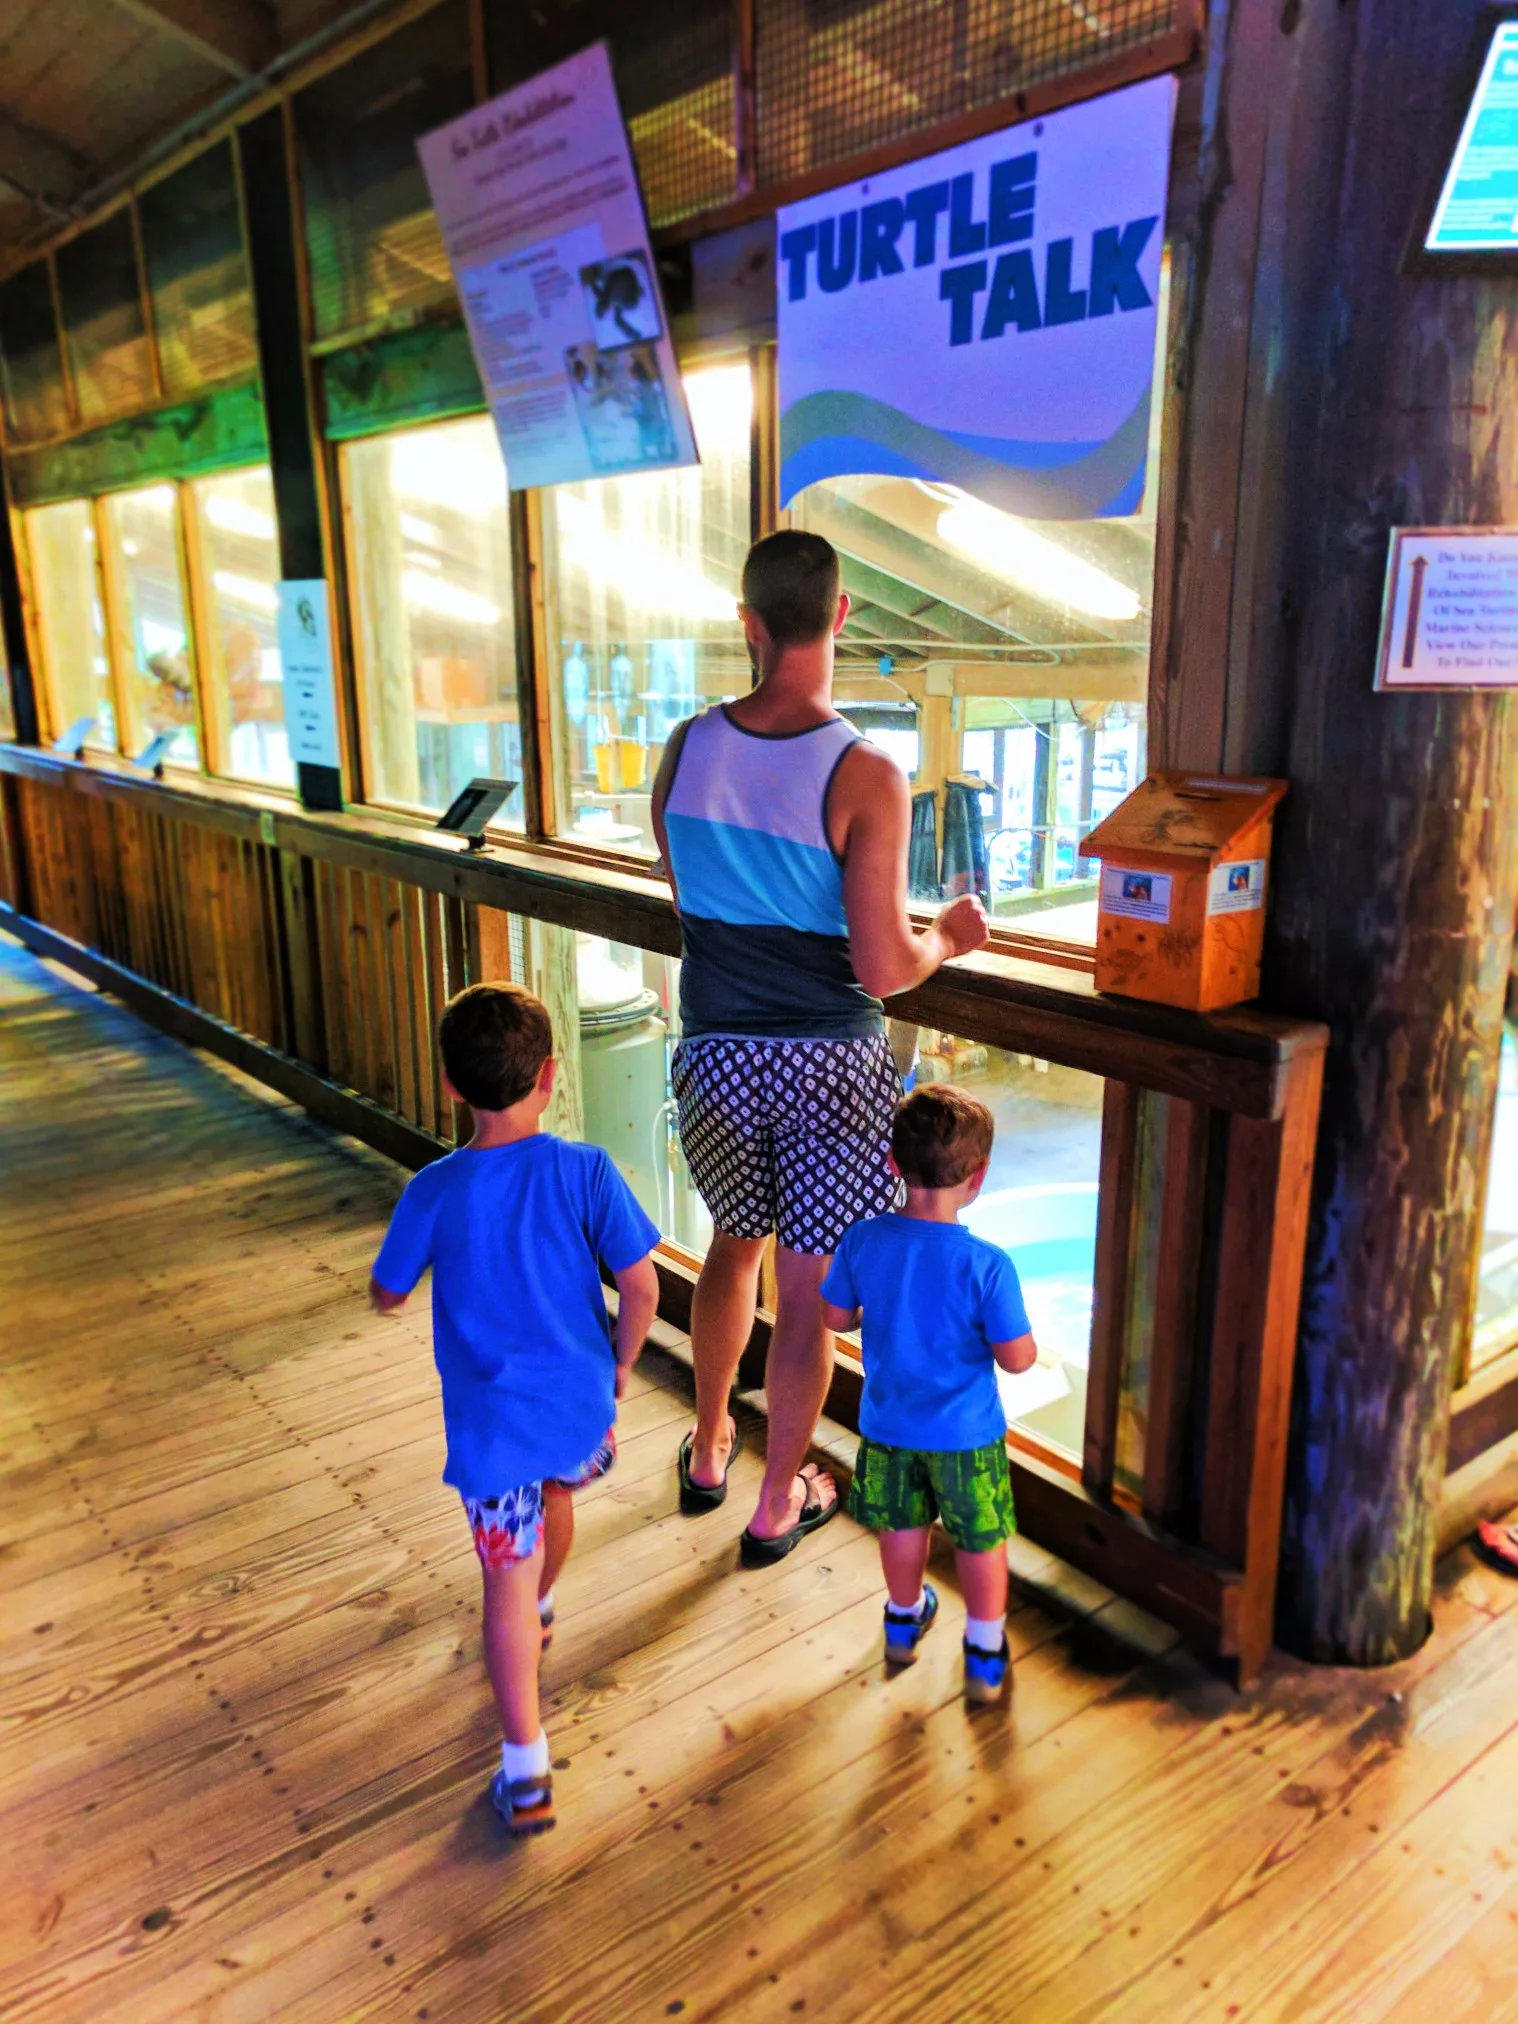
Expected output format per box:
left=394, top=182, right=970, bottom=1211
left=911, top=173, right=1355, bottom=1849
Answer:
left=0, top=746, right=1328, bottom=1684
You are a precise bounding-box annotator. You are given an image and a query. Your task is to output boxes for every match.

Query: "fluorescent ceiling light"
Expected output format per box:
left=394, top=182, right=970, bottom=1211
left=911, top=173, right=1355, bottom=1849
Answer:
left=205, top=493, right=275, bottom=541
left=555, top=494, right=735, bottom=623
left=401, top=569, right=501, bottom=627
left=212, top=570, right=279, bottom=613
left=934, top=493, right=1141, bottom=623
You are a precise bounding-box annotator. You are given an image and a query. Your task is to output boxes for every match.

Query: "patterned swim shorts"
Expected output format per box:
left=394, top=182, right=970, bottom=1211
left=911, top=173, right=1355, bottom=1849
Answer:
left=848, top=1435, right=1016, bottom=1554
left=461, top=1430, right=617, bottom=1570
left=671, top=1033, right=901, bottom=1255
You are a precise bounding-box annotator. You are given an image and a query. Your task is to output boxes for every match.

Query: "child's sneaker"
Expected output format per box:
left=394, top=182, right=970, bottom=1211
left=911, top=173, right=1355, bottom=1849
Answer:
left=883, top=1583, right=939, bottom=1666
left=490, top=1769, right=556, bottom=1837
left=963, top=1636, right=1011, bottom=1703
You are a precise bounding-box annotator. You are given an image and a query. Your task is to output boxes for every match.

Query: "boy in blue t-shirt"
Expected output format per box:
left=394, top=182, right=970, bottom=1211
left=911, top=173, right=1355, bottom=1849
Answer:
left=370, top=982, right=660, bottom=1835
left=821, top=1084, right=1036, bottom=1703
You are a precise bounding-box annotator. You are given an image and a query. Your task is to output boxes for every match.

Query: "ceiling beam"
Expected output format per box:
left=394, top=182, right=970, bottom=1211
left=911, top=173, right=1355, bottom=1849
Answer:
left=0, top=109, right=92, bottom=216
left=107, top=0, right=279, bottom=80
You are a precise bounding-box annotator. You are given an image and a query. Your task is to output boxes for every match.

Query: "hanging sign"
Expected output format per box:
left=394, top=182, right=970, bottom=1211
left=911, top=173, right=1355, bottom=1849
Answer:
left=777, top=75, right=1174, bottom=517
left=1374, top=529, right=1518, bottom=691
left=1425, top=20, right=1518, bottom=255
left=277, top=580, right=341, bottom=769
left=418, top=43, right=697, bottom=490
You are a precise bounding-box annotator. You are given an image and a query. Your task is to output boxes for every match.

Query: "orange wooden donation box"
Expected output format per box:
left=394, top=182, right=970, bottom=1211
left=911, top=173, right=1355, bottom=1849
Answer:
left=1080, top=772, right=1288, bottom=1012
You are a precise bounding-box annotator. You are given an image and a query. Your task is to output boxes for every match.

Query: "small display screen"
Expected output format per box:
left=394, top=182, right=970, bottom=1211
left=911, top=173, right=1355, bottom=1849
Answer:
left=1426, top=20, right=1518, bottom=253
left=435, top=777, right=518, bottom=838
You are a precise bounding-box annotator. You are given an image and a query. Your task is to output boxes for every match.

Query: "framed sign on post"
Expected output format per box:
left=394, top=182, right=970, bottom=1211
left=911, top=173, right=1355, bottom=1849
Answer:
left=1373, top=529, right=1518, bottom=691
left=418, top=43, right=697, bottom=491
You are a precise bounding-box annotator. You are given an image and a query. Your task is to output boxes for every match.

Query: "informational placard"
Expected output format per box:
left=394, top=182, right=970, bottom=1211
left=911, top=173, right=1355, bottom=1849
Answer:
left=1425, top=20, right=1518, bottom=253
left=777, top=75, right=1174, bottom=516
left=1100, top=865, right=1172, bottom=924
left=418, top=44, right=697, bottom=490
left=277, top=581, right=341, bottom=768
left=1208, top=859, right=1267, bottom=916
left=1374, top=529, right=1518, bottom=690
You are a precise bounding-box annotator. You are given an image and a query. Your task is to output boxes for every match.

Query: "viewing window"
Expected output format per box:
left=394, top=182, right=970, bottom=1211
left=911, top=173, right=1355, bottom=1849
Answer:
left=541, top=359, right=753, bottom=855
left=189, top=467, right=293, bottom=789
left=344, top=416, right=525, bottom=825
left=26, top=500, right=116, bottom=750
left=789, top=470, right=1151, bottom=948
left=99, top=485, right=199, bottom=769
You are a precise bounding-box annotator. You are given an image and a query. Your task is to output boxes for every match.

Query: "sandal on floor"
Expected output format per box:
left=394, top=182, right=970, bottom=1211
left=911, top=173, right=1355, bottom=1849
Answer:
left=678, top=1421, right=742, bottom=1514
left=1475, top=1520, right=1518, bottom=1575
left=490, top=1769, right=556, bottom=1838
left=739, top=1464, right=839, bottom=1568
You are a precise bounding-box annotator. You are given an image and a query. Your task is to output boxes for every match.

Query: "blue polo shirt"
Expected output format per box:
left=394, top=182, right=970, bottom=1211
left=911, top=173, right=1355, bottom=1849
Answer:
left=821, top=1213, right=1030, bottom=1452
left=372, top=1134, right=660, bottom=1498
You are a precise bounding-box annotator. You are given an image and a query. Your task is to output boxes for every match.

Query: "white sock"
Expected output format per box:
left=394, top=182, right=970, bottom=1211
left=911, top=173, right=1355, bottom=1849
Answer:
left=965, top=1614, right=1005, bottom=1653
left=887, top=1590, right=926, bottom=1619
left=501, top=1732, right=550, bottom=1795
left=537, top=1590, right=555, bottom=1620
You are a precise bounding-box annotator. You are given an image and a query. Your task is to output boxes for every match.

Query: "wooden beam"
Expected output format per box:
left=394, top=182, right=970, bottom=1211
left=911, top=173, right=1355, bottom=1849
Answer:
left=107, top=0, right=278, bottom=79
left=0, top=112, right=90, bottom=214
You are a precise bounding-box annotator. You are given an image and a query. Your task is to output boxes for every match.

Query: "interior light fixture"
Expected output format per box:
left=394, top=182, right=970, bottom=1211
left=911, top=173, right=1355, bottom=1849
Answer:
left=933, top=491, right=1141, bottom=623
left=205, top=493, right=276, bottom=542
left=555, top=494, right=736, bottom=622
left=401, top=569, right=501, bottom=627
left=684, top=361, right=753, bottom=449
left=212, top=569, right=280, bottom=614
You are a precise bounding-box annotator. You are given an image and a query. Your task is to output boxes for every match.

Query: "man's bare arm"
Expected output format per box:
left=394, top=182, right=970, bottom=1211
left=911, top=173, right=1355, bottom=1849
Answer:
left=649, top=718, right=693, bottom=906
left=833, top=744, right=988, bottom=1000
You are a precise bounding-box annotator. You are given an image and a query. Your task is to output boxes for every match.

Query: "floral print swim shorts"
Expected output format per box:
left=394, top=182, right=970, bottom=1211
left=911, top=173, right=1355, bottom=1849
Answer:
left=461, top=1429, right=617, bottom=1569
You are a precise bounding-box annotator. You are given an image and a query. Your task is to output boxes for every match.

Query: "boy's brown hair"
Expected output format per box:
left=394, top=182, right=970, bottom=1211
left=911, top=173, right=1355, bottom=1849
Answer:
left=439, top=982, right=552, bottom=1112
left=891, top=1084, right=994, bottom=1190
left=740, top=529, right=841, bottom=648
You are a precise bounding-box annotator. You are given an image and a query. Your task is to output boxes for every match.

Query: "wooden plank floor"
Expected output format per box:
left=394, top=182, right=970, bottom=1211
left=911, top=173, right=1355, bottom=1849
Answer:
left=3, top=931, right=1517, bottom=2024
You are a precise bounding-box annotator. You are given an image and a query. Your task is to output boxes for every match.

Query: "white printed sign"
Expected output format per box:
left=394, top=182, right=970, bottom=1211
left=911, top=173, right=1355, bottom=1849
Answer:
left=1374, top=529, right=1518, bottom=690
left=1208, top=858, right=1267, bottom=916
left=277, top=580, right=340, bottom=770
left=418, top=44, right=697, bottom=490
left=1100, top=864, right=1172, bottom=923
left=777, top=76, right=1175, bottom=517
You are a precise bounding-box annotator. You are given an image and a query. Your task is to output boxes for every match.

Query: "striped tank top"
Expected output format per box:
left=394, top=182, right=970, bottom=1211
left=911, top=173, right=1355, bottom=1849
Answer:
left=663, top=704, right=885, bottom=1040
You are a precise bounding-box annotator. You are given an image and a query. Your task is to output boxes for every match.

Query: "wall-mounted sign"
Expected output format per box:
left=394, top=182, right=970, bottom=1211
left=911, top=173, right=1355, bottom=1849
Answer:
left=1374, top=529, right=1518, bottom=691
left=776, top=75, right=1174, bottom=517
left=418, top=43, right=697, bottom=491
left=1425, top=20, right=1518, bottom=254
left=277, top=580, right=341, bottom=768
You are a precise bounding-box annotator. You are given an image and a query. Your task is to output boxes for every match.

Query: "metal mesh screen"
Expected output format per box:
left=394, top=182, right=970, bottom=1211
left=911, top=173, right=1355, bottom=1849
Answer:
left=56, top=213, right=156, bottom=426
left=0, top=263, right=70, bottom=445
left=487, top=0, right=739, bottom=228
left=755, top=0, right=1178, bottom=186
left=139, top=144, right=258, bottom=400
left=296, top=0, right=472, bottom=345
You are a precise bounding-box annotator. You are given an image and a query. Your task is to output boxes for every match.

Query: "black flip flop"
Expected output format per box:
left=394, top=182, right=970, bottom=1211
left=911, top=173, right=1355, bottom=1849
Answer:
left=678, top=1421, right=742, bottom=1514
left=739, top=1465, right=839, bottom=1568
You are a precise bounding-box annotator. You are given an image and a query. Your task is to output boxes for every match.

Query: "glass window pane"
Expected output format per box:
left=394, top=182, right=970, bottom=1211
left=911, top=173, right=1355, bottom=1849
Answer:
left=1474, top=1026, right=1518, bottom=1372
left=190, top=467, right=294, bottom=789
left=345, top=416, right=525, bottom=822
left=100, top=485, right=199, bottom=768
left=541, top=359, right=753, bottom=855
left=27, top=500, right=116, bottom=750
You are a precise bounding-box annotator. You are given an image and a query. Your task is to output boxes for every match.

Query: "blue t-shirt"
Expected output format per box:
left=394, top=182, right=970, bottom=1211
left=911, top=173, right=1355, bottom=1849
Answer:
left=372, top=1135, right=660, bottom=1498
left=821, top=1213, right=1031, bottom=1452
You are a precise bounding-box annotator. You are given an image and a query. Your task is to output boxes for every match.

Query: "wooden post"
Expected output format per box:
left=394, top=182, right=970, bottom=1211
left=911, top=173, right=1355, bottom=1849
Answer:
left=1156, top=0, right=1518, bottom=1662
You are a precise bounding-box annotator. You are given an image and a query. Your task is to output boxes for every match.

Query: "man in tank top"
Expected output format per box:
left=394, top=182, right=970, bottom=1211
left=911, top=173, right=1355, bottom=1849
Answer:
left=652, top=530, right=989, bottom=1565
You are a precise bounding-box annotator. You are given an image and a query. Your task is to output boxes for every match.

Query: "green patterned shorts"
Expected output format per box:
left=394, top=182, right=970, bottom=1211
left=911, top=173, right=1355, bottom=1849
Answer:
left=848, top=1435, right=1016, bottom=1552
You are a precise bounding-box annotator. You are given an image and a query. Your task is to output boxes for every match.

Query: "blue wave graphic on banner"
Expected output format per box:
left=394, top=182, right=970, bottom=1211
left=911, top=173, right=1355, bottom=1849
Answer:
left=780, top=387, right=1151, bottom=518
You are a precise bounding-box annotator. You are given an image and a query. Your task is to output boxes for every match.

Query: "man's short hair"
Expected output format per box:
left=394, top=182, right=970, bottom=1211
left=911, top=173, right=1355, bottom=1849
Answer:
left=740, top=530, right=841, bottom=648
left=892, top=1084, right=994, bottom=1190
left=438, top=981, right=552, bottom=1111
